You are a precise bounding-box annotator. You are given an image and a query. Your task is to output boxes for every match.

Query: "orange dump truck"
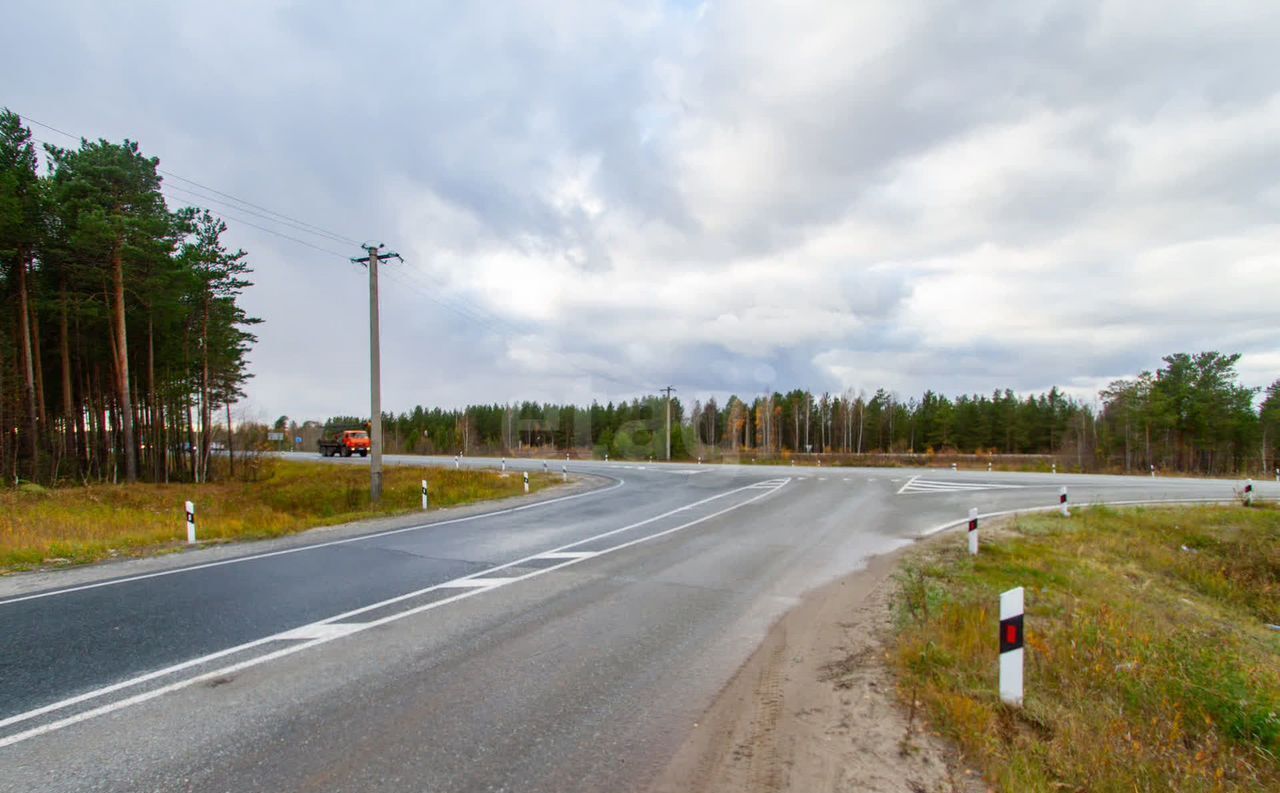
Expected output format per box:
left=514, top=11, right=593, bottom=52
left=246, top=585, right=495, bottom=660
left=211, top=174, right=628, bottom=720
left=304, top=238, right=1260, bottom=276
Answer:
left=318, top=429, right=371, bottom=458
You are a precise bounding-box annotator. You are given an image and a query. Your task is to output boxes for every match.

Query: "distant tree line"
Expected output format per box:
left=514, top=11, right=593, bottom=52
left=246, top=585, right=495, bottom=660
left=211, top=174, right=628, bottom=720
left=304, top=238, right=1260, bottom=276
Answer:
left=0, top=110, right=258, bottom=486
left=292, top=351, right=1277, bottom=476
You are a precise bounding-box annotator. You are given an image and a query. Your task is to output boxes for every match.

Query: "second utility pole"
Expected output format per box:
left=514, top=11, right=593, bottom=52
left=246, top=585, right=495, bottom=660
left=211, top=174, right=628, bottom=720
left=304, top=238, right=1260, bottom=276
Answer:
left=661, top=385, right=676, bottom=461
left=353, top=242, right=401, bottom=504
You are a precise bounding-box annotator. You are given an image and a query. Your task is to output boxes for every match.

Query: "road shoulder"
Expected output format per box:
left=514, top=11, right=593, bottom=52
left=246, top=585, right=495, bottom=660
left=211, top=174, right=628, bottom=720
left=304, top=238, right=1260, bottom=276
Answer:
left=650, top=543, right=985, bottom=793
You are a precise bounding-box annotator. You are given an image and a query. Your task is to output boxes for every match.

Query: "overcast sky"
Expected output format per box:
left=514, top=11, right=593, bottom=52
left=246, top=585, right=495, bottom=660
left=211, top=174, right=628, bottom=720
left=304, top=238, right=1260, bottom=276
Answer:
left=6, top=1, right=1280, bottom=422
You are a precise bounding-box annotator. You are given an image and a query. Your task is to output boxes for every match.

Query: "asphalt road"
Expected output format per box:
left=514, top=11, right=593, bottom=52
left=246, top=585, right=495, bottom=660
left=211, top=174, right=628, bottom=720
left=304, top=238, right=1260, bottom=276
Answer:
left=0, top=457, right=1271, bottom=792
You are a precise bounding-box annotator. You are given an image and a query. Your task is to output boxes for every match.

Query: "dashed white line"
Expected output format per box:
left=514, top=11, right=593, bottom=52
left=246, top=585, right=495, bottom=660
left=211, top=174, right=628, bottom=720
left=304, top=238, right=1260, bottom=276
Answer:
left=0, top=477, right=790, bottom=748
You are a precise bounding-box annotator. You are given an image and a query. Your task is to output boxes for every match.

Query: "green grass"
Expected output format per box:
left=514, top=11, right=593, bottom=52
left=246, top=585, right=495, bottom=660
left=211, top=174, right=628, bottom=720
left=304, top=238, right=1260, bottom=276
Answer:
left=0, top=460, right=562, bottom=573
left=890, top=504, right=1280, bottom=792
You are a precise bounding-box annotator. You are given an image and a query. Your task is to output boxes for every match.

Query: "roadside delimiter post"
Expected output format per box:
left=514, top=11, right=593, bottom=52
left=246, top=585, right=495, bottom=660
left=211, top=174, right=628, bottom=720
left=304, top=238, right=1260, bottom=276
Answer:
left=968, top=507, right=979, bottom=555
left=185, top=501, right=196, bottom=544
left=1000, top=587, right=1025, bottom=706
left=421, top=480, right=428, bottom=510
left=523, top=471, right=530, bottom=493
left=1059, top=486, right=1070, bottom=517
left=1244, top=479, right=1254, bottom=506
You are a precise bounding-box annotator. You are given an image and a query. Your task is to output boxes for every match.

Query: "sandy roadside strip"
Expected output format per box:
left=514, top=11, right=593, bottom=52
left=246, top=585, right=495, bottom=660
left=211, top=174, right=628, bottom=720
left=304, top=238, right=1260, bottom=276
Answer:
left=650, top=543, right=986, bottom=793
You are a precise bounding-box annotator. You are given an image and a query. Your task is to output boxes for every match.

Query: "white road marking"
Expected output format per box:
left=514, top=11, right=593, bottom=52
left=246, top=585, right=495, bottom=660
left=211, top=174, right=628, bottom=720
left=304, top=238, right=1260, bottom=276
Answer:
left=843, top=478, right=851, bottom=482
left=436, top=578, right=519, bottom=588
left=898, top=478, right=1027, bottom=495
left=275, top=623, right=366, bottom=641
left=535, top=551, right=598, bottom=560
left=0, top=478, right=627, bottom=607
left=0, top=477, right=790, bottom=747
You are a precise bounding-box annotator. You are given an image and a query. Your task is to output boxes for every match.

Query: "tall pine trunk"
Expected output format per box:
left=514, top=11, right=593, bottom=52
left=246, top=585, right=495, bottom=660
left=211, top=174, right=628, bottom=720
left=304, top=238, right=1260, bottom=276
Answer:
left=148, top=316, right=163, bottom=483
left=14, top=246, right=39, bottom=479
left=110, top=242, right=138, bottom=483
left=226, top=400, right=234, bottom=478
left=199, top=297, right=211, bottom=483
left=59, top=283, right=79, bottom=477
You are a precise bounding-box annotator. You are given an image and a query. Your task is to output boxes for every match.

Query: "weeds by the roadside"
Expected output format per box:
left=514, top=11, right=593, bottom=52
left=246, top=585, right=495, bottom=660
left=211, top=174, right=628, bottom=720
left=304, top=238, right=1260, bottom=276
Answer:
left=891, top=504, right=1280, bottom=792
left=0, top=461, right=560, bottom=572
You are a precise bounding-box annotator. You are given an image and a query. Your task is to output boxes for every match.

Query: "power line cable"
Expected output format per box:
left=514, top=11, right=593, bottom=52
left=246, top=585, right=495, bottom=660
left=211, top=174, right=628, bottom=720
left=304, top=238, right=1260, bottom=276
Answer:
left=19, top=111, right=651, bottom=393
left=163, top=195, right=352, bottom=259
left=164, top=184, right=355, bottom=247
left=18, top=112, right=363, bottom=246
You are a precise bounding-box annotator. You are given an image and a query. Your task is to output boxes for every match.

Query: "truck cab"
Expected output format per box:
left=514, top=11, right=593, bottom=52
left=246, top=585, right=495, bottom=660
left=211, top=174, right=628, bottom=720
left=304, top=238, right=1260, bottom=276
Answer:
left=319, top=429, right=372, bottom=457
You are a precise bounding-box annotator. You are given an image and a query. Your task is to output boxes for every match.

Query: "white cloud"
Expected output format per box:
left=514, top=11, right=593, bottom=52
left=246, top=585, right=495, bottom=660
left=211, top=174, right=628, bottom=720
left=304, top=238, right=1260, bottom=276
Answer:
left=6, top=0, right=1279, bottom=417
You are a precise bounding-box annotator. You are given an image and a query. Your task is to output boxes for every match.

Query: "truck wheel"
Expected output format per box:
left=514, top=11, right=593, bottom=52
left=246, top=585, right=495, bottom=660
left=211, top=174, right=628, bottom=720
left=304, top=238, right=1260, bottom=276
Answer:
left=342, top=447, right=352, bottom=458
left=359, top=450, right=368, bottom=457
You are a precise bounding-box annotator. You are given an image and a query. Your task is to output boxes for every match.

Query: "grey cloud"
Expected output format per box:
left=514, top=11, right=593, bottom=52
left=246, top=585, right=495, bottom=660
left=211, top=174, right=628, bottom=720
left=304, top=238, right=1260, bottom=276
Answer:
left=5, top=1, right=1279, bottom=419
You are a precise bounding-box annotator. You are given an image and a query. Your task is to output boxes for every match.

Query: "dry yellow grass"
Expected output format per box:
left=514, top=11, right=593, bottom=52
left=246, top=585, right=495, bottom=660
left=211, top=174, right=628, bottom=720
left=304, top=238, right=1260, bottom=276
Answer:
left=892, top=504, right=1280, bottom=792
left=0, top=460, right=560, bottom=572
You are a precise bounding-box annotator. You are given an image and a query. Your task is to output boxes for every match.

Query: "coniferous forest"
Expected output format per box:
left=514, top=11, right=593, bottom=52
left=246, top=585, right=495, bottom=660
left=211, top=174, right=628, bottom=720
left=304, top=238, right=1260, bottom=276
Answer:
left=0, top=110, right=257, bottom=485
left=6, top=107, right=1278, bottom=485
left=291, top=351, right=1279, bottom=477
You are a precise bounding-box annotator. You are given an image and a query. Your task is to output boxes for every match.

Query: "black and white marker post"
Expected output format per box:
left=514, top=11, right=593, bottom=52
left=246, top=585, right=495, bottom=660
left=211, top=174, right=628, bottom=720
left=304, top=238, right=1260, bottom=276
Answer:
left=523, top=471, right=530, bottom=493
left=1000, top=586, right=1025, bottom=706
left=968, top=507, right=979, bottom=556
left=185, top=500, right=196, bottom=545
left=1058, top=486, right=1070, bottom=517
left=1244, top=479, right=1254, bottom=506
left=421, top=480, right=428, bottom=511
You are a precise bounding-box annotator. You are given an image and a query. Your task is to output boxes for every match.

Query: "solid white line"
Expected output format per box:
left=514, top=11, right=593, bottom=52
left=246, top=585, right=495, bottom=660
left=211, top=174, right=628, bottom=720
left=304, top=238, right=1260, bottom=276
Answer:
left=0, top=477, right=627, bottom=607
left=0, top=478, right=780, bottom=737
left=917, top=496, right=1258, bottom=538
left=0, top=477, right=790, bottom=749
left=535, top=552, right=598, bottom=560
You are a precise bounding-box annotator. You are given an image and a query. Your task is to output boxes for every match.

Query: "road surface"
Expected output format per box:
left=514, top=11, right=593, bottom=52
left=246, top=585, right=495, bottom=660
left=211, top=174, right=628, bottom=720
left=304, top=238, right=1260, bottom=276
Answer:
left=0, top=457, right=1269, bottom=792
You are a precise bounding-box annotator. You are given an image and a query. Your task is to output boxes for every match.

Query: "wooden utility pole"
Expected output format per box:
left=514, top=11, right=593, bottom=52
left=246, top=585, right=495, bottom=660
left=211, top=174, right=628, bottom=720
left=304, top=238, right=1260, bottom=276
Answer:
left=352, top=243, right=402, bottom=504
left=661, top=385, right=676, bottom=460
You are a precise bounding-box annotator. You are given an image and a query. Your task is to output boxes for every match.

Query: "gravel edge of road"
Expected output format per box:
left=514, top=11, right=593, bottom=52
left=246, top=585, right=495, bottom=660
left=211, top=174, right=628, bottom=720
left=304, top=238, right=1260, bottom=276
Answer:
left=649, top=531, right=988, bottom=793
left=0, top=473, right=613, bottom=599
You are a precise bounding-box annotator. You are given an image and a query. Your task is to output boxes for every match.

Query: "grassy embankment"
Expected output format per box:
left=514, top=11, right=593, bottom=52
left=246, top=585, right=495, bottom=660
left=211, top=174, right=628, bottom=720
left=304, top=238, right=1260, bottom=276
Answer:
left=891, top=504, right=1279, bottom=791
left=0, top=460, right=560, bottom=573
